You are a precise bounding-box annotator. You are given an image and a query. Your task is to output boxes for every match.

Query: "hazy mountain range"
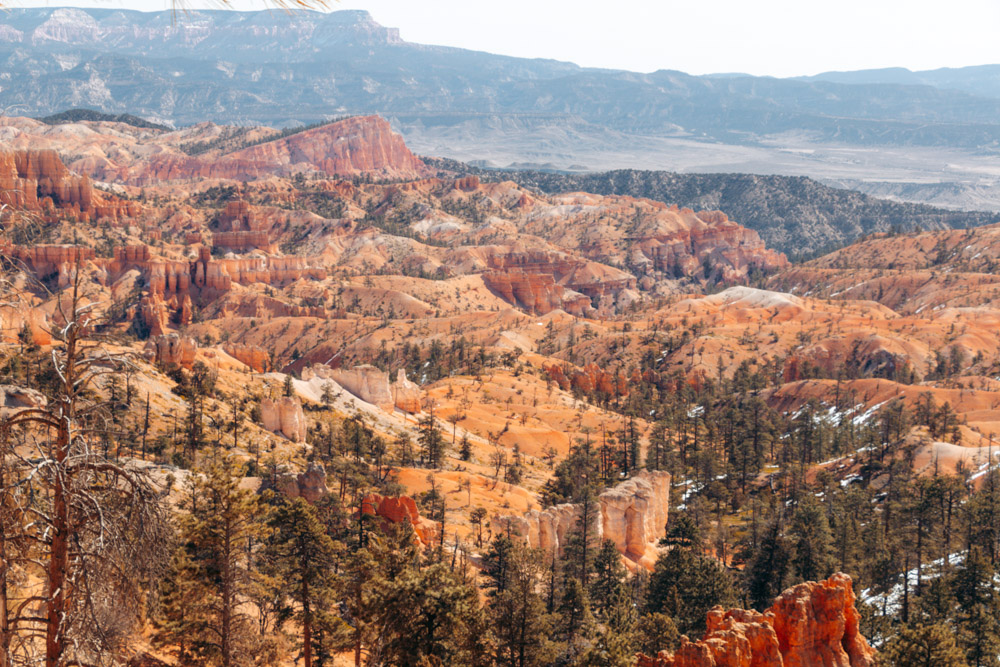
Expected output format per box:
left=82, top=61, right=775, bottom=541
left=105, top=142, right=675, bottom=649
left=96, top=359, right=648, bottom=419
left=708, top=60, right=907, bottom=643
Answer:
left=5, top=7, right=1000, bottom=209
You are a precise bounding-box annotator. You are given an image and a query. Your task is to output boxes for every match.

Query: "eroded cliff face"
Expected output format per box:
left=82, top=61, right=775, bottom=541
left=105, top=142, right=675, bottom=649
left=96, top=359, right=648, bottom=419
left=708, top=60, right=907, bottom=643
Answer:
left=496, top=469, right=670, bottom=568
left=638, top=573, right=876, bottom=667
left=89, top=116, right=428, bottom=185
left=144, top=334, right=197, bottom=369
left=260, top=395, right=307, bottom=442
left=0, top=149, right=139, bottom=222
left=304, top=364, right=424, bottom=414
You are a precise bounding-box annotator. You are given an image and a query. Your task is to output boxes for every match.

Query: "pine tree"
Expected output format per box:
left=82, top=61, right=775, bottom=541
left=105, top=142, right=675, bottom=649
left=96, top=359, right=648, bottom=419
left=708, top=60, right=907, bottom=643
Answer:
left=162, top=448, right=273, bottom=667
left=268, top=497, right=345, bottom=667
left=556, top=576, right=594, bottom=647
left=591, top=539, right=626, bottom=620
left=155, top=547, right=209, bottom=663
left=581, top=584, right=636, bottom=667
left=418, top=413, right=447, bottom=468
left=953, top=548, right=1000, bottom=667
left=745, top=519, right=792, bottom=610
left=483, top=537, right=553, bottom=667
left=882, top=623, right=968, bottom=667
left=789, top=497, right=835, bottom=583
left=647, top=525, right=736, bottom=636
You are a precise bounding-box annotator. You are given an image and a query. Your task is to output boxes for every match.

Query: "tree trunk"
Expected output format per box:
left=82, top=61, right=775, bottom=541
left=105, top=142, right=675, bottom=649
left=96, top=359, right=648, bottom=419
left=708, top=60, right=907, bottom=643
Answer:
left=45, top=330, right=75, bottom=667
left=302, top=577, right=312, bottom=667
left=222, top=522, right=233, bottom=667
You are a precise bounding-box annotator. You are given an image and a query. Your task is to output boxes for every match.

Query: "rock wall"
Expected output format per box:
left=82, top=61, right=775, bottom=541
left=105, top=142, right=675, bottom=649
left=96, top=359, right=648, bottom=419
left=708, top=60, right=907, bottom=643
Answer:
left=144, top=334, right=197, bottom=368
left=223, top=342, right=270, bottom=372
left=633, top=210, right=789, bottom=283
left=260, top=395, right=307, bottom=442
left=483, top=270, right=590, bottom=316
left=544, top=362, right=629, bottom=397
left=101, top=116, right=428, bottom=185
left=474, top=247, right=633, bottom=315
left=391, top=369, right=422, bottom=413
left=496, top=469, right=670, bottom=567
left=275, top=462, right=329, bottom=503
left=305, top=364, right=423, bottom=413
left=0, top=305, right=52, bottom=346
left=637, top=573, right=876, bottom=667
left=0, top=149, right=139, bottom=222
left=227, top=116, right=429, bottom=180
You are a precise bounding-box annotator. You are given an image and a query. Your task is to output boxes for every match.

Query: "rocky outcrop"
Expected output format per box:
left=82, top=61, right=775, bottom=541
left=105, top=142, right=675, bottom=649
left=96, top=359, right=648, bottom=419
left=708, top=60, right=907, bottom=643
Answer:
left=638, top=573, right=875, bottom=667
left=227, top=116, right=428, bottom=180
left=192, top=248, right=327, bottom=293
left=223, top=342, right=270, bottom=372
left=260, top=395, right=307, bottom=442
left=0, top=150, right=139, bottom=222
left=104, top=116, right=428, bottom=185
left=390, top=369, right=422, bottom=413
left=0, top=304, right=52, bottom=346
left=310, top=364, right=394, bottom=411
left=496, top=470, right=670, bottom=567
left=483, top=270, right=591, bottom=316
left=474, top=247, right=632, bottom=315
left=304, top=364, right=423, bottom=413
left=275, top=462, right=329, bottom=503
left=144, top=334, right=197, bottom=368
left=1, top=244, right=96, bottom=287
left=544, top=362, right=629, bottom=397
left=213, top=231, right=272, bottom=252
left=632, top=210, right=789, bottom=283
left=0, top=384, right=47, bottom=418
left=361, top=493, right=439, bottom=545
left=139, top=293, right=170, bottom=337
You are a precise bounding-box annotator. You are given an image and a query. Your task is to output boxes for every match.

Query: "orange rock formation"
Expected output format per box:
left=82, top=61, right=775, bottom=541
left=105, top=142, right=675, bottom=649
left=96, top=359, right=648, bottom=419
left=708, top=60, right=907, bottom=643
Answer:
left=638, top=573, right=875, bottom=667
left=0, top=150, right=139, bottom=222
left=361, top=493, right=439, bottom=545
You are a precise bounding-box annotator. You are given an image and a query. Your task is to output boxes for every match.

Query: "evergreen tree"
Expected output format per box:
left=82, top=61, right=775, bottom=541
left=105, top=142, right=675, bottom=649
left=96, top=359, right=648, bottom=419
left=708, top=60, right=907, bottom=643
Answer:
left=646, top=535, right=736, bottom=636
left=634, top=612, right=679, bottom=656
left=953, top=548, right=1000, bottom=667
left=483, top=537, right=553, bottom=667
left=160, top=448, right=273, bottom=667
left=267, top=497, right=346, bottom=667
left=745, top=520, right=792, bottom=610
left=556, top=576, right=594, bottom=649
left=882, top=623, right=968, bottom=667
left=418, top=413, right=447, bottom=468
left=591, top=539, right=626, bottom=620
left=789, top=497, right=835, bottom=583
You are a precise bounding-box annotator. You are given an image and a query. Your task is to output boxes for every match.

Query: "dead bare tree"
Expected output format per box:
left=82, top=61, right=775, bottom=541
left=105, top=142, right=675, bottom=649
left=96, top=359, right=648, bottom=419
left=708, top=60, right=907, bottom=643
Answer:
left=0, top=269, right=170, bottom=667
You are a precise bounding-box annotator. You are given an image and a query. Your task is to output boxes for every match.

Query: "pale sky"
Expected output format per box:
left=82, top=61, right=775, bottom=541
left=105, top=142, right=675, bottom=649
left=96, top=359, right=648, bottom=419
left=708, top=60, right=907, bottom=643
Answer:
left=11, top=0, right=1000, bottom=77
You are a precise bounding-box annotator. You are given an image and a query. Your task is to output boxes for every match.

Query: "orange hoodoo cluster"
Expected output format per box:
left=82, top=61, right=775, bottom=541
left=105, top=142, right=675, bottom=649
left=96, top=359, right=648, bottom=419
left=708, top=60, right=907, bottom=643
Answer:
left=638, top=573, right=875, bottom=667
left=0, top=149, right=140, bottom=222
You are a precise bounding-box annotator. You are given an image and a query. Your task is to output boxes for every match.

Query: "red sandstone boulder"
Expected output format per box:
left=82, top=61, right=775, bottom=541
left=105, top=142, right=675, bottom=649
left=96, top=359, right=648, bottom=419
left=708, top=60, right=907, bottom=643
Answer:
left=361, top=493, right=439, bottom=545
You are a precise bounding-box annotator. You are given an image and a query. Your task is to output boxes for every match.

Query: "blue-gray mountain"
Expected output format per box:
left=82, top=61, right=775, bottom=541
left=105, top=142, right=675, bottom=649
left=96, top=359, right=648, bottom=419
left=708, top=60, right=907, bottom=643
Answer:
left=4, top=7, right=1000, bottom=150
